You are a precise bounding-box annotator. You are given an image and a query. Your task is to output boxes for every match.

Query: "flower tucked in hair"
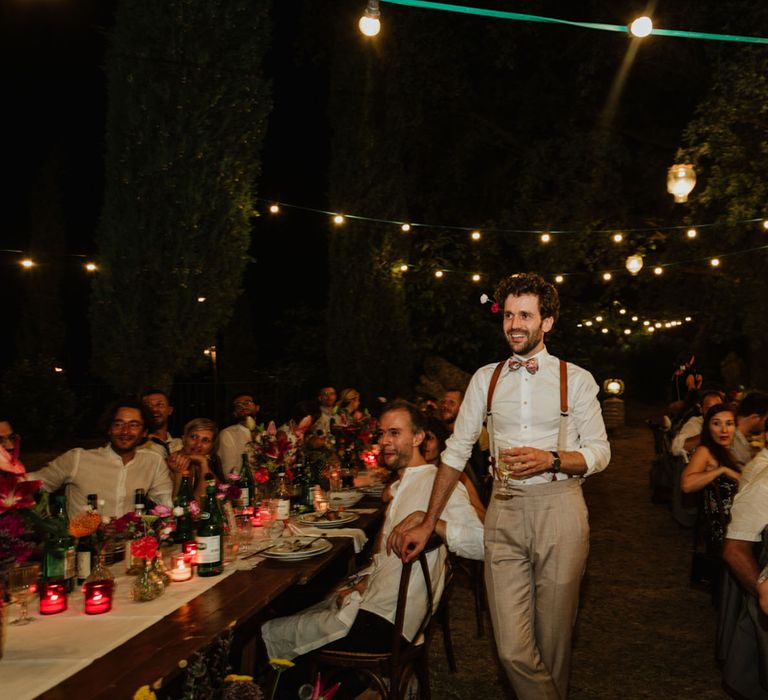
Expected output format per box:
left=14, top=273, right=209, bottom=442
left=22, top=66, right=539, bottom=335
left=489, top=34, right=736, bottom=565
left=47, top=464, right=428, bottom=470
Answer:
left=480, top=293, right=500, bottom=314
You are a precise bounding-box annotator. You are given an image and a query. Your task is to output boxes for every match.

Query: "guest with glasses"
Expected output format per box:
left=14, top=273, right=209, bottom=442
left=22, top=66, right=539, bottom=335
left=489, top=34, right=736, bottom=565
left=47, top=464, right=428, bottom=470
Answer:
left=217, top=392, right=260, bottom=472
left=28, top=399, right=172, bottom=519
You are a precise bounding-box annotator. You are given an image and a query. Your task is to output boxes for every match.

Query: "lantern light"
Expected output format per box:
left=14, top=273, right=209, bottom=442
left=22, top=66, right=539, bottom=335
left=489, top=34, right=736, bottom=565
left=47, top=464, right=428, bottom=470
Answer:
left=358, top=0, right=381, bottom=36
left=667, top=164, right=696, bottom=203
left=648, top=326, right=656, bottom=333
left=603, top=378, right=625, bottom=396
left=197, top=296, right=206, bottom=303
left=654, top=322, right=662, bottom=328
left=686, top=228, right=697, bottom=239
left=269, top=204, right=280, bottom=214
left=629, top=16, right=653, bottom=38
left=625, top=254, right=643, bottom=275
left=643, top=320, right=650, bottom=326
left=619, top=308, right=627, bottom=315
left=471, top=230, right=481, bottom=241
left=601, top=328, right=609, bottom=334
left=602, top=272, right=612, bottom=281
left=540, top=233, right=551, bottom=243
left=653, top=266, right=663, bottom=276
left=585, top=321, right=593, bottom=327
left=685, top=316, right=692, bottom=322
left=624, top=329, right=631, bottom=335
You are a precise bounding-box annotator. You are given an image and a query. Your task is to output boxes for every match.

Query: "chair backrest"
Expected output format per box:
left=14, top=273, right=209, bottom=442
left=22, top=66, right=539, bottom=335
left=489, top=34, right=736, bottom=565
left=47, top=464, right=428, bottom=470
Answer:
left=390, top=533, right=445, bottom=666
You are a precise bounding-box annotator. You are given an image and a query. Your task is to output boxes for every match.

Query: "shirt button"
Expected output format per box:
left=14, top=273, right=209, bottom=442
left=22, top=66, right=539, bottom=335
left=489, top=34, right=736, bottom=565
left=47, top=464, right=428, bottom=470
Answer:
left=523, top=425, right=528, bottom=429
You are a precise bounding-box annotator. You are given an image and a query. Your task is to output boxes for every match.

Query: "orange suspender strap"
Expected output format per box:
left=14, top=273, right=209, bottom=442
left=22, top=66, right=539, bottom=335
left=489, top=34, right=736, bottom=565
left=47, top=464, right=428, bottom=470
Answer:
left=560, top=359, right=569, bottom=417
left=485, top=361, right=506, bottom=479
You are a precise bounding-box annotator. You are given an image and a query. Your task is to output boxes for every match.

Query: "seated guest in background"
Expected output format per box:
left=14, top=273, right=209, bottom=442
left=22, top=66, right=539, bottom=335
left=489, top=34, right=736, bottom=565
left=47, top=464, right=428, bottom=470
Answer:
left=682, top=403, right=741, bottom=549
left=670, top=351, right=703, bottom=415
left=731, top=391, right=768, bottom=468
left=168, top=418, right=222, bottom=499
left=309, top=386, right=337, bottom=443
left=416, top=395, right=438, bottom=417
left=741, top=419, right=768, bottom=487
left=334, top=387, right=364, bottom=426
left=0, top=418, right=24, bottom=473
left=261, top=400, right=483, bottom=699
left=438, top=389, right=463, bottom=433
left=140, top=389, right=182, bottom=458
left=217, top=392, right=260, bottom=472
left=29, top=399, right=172, bottom=519
left=670, top=389, right=724, bottom=462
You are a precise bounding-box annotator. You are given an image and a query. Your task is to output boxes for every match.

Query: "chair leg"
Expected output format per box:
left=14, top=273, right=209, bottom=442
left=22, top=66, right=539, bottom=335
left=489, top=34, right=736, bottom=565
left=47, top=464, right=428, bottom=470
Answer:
left=438, top=601, right=457, bottom=672
left=473, top=561, right=486, bottom=638
left=415, top=657, right=431, bottom=700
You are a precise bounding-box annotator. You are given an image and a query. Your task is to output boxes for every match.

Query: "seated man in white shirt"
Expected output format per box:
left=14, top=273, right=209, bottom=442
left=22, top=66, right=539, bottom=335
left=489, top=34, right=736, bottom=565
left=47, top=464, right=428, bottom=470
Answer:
left=261, top=400, right=484, bottom=698
left=139, top=389, right=183, bottom=459
left=731, top=391, right=768, bottom=469
left=670, top=389, right=723, bottom=462
left=217, top=392, right=260, bottom=472
left=29, top=399, right=173, bottom=519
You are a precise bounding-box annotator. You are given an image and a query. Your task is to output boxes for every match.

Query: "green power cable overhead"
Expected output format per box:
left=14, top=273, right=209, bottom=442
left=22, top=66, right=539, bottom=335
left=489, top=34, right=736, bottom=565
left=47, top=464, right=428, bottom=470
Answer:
left=381, top=0, right=768, bottom=45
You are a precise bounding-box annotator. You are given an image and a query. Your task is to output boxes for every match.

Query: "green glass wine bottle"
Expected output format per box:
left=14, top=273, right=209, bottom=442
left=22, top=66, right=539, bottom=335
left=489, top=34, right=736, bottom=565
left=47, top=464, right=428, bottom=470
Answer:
left=195, top=482, right=223, bottom=576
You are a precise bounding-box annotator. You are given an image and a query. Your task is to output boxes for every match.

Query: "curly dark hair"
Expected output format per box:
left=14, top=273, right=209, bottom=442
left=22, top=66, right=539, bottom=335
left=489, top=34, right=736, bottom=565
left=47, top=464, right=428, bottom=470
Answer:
left=493, top=272, right=560, bottom=322
left=699, top=402, right=738, bottom=470
left=98, top=398, right=153, bottom=435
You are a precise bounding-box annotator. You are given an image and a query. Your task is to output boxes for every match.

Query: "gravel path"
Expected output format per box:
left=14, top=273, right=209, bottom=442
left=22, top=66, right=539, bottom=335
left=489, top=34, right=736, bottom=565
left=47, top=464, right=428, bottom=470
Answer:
left=428, top=403, right=729, bottom=699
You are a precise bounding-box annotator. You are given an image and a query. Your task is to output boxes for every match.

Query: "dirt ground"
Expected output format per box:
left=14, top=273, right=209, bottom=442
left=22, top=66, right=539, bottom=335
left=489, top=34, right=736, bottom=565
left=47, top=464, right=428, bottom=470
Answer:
left=428, top=402, right=729, bottom=699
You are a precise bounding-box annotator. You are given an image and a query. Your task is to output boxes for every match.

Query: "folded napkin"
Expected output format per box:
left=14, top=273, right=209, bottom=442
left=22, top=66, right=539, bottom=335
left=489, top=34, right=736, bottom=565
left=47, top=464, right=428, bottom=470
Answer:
left=287, top=522, right=368, bottom=553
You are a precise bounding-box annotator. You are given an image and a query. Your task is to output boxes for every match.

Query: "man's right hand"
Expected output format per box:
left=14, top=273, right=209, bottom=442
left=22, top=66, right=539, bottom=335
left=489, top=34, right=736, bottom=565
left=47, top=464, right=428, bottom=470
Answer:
left=386, top=512, right=433, bottom=562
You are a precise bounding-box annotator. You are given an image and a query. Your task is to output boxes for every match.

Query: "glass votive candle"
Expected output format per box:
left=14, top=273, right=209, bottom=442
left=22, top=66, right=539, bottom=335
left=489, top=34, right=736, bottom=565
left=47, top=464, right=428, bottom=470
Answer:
left=83, top=580, right=114, bottom=614
left=39, top=581, right=68, bottom=615
left=170, top=553, right=193, bottom=582
left=182, top=541, right=197, bottom=565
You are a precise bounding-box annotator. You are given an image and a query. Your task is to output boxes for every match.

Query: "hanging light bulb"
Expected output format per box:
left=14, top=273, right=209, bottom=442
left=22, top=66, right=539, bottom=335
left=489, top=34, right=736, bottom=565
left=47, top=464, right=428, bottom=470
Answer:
left=471, top=230, right=481, bottom=241
left=471, top=273, right=481, bottom=282
left=602, top=272, right=612, bottom=281
left=359, top=0, right=381, bottom=37
left=667, top=164, right=696, bottom=203
left=20, top=258, right=35, bottom=269
left=434, top=270, right=444, bottom=278
left=631, top=316, right=638, bottom=322
left=269, top=204, right=280, bottom=214
left=333, top=214, right=346, bottom=225
left=653, top=266, right=663, bottom=276
left=710, top=257, right=720, bottom=267
left=540, top=233, right=551, bottom=243
left=625, top=254, right=643, bottom=275
left=629, top=16, right=653, bottom=38
left=401, top=223, right=411, bottom=232
left=595, top=315, right=604, bottom=322
left=763, top=220, right=768, bottom=230
left=612, top=232, right=623, bottom=243
left=624, top=329, right=631, bottom=335
left=554, top=275, right=564, bottom=284
left=399, top=264, right=408, bottom=272
left=686, top=228, right=697, bottom=239
left=85, top=262, right=98, bottom=272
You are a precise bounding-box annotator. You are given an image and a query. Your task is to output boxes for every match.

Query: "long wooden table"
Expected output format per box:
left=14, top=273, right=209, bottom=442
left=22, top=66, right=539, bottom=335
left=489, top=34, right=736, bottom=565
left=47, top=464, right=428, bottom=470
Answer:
left=27, top=502, right=385, bottom=699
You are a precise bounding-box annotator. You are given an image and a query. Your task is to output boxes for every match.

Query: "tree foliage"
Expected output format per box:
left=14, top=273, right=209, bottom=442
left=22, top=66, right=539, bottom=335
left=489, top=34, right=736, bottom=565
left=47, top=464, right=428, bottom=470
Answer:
left=91, top=0, right=271, bottom=393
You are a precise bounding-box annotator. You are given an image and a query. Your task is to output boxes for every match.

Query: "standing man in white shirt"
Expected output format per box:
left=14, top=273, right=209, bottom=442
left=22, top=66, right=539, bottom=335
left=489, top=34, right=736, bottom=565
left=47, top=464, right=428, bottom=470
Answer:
left=29, top=399, right=173, bottom=519
left=217, top=392, right=260, bottom=472
left=388, top=272, right=610, bottom=700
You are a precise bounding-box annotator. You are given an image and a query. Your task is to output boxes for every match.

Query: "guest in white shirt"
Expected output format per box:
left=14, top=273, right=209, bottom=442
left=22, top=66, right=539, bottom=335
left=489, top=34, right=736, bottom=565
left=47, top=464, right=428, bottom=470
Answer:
left=731, top=391, right=768, bottom=468
left=389, top=272, right=610, bottom=700
left=217, top=392, right=260, bottom=472
left=309, top=386, right=337, bottom=440
left=261, top=400, right=483, bottom=693
left=140, top=389, right=182, bottom=459
left=29, top=400, right=173, bottom=519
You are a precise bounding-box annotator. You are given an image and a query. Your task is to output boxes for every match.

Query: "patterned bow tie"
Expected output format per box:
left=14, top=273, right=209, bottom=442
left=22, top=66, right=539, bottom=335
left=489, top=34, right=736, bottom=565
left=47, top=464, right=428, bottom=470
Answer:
left=509, top=357, right=539, bottom=374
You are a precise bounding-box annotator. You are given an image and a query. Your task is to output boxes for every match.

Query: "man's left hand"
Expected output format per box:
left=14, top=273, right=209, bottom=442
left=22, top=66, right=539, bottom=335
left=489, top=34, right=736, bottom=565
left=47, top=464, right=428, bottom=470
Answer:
left=506, top=446, right=554, bottom=478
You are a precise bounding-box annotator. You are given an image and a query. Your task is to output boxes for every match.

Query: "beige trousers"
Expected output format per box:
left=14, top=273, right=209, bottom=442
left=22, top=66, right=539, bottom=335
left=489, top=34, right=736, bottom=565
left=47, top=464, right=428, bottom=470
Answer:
left=485, top=478, right=589, bottom=700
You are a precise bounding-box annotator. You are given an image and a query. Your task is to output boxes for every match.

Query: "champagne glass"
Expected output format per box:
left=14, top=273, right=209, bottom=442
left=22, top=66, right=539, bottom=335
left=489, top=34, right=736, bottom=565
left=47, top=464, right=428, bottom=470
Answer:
left=495, top=441, right=517, bottom=498
left=9, top=562, right=41, bottom=625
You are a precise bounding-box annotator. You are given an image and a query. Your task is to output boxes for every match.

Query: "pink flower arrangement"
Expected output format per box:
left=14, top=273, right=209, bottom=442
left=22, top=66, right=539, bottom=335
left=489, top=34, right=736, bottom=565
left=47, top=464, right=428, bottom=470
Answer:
left=0, top=454, right=43, bottom=567
left=130, top=535, right=159, bottom=560
left=248, top=419, right=307, bottom=484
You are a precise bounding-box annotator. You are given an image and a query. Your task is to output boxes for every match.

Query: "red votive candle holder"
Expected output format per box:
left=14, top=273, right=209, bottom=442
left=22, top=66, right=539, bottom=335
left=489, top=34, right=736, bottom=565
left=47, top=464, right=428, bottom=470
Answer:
left=39, top=581, right=68, bottom=615
left=83, top=580, right=114, bottom=614
left=182, top=541, right=197, bottom=565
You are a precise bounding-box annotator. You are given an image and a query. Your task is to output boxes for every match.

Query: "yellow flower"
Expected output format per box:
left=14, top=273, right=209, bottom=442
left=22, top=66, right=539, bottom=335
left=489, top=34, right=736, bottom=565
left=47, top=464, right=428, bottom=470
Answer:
left=133, top=686, right=157, bottom=700
left=269, top=658, right=295, bottom=671
left=225, top=674, right=254, bottom=682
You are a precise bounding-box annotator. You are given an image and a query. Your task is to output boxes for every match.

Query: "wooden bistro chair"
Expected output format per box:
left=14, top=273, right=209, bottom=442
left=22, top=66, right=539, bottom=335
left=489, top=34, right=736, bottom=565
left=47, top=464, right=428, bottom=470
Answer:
left=309, top=534, right=446, bottom=700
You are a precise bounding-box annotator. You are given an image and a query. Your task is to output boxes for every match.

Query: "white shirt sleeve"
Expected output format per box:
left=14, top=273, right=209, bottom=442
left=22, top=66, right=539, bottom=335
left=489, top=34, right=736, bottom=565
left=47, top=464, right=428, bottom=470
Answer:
left=727, top=474, right=768, bottom=542
left=217, top=427, right=242, bottom=472
left=569, top=368, right=610, bottom=476
left=28, top=449, right=80, bottom=492
left=443, top=481, right=484, bottom=560
left=442, top=367, right=490, bottom=471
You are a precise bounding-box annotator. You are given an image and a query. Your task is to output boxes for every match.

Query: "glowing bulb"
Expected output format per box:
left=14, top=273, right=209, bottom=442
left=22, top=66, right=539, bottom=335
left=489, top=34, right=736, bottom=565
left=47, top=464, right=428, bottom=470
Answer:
left=269, top=204, right=280, bottom=214
left=471, top=230, right=481, bottom=241
left=624, top=329, right=631, bottom=335
left=601, top=328, right=609, bottom=334
left=654, top=322, right=662, bottom=328
left=648, top=326, right=656, bottom=333
left=333, top=214, right=345, bottom=225
left=595, top=316, right=603, bottom=322
left=710, top=257, right=720, bottom=267
left=435, top=270, right=444, bottom=278
left=664, top=323, right=671, bottom=328
left=197, top=296, right=206, bottom=303
left=203, top=349, right=211, bottom=356
left=629, top=16, right=653, bottom=38
left=619, top=309, right=627, bottom=315
left=625, top=254, right=643, bottom=275
left=763, top=220, right=768, bottom=230
left=643, top=321, right=650, bottom=326
left=85, top=262, right=98, bottom=272
left=20, top=258, right=35, bottom=269
left=399, top=264, right=408, bottom=272
left=577, top=323, right=583, bottom=328
left=585, top=321, right=593, bottom=327
left=555, top=275, right=564, bottom=284
left=471, top=273, right=481, bottom=282
left=667, top=164, right=696, bottom=203
left=540, top=233, right=551, bottom=243
left=653, top=266, right=663, bottom=275
left=612, top=233, right=623, bottom=243
left=631, top=316, right=638, bottom=322
left=359, top=0, right=381, bottom=36
left=685, top=316, right=692, bottom=322
left=686, top=228, right=697, bottom=239
left=401, top=223, right=411, bottom=232
left=54, top=366, right=64, bottom=373
left=602, top=272, right=612, bottom=281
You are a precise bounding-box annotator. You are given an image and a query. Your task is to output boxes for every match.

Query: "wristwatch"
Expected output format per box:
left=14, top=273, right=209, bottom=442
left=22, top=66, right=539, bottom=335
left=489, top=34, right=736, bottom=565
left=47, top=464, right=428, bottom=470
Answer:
left=549, top=451, right=562, bottom=474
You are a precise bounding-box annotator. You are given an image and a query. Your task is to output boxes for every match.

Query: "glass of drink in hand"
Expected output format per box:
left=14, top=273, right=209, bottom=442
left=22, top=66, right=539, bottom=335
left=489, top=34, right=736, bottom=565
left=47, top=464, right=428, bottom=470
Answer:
left=495, top=442, right=518, bottom=498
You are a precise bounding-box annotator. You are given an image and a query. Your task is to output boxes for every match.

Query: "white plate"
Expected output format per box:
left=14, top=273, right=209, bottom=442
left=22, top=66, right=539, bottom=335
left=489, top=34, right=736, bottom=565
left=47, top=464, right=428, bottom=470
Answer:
left=261, top=537, right=333, bottom=560
left=328, top=490, right=364, bottom=507
left=297, top=512, right=359, bottom=528
left=361, top=485, right=385, bottom=495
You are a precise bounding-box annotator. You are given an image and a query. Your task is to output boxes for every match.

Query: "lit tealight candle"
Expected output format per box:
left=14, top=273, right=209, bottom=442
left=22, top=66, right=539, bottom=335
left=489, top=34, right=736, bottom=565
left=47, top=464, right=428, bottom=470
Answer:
left=83, top=580, right=114, bottom=614
left=39, top=581, right=68, bottom=615
left=170, top=553, right=193, bottom=582
left=182, top=541, right=198, bottom=565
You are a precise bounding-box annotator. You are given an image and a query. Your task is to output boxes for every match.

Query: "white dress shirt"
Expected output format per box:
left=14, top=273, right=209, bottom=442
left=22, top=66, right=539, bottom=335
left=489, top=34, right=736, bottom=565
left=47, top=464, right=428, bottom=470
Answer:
left=727, top=461, right=768, bottom=542
left=140, top=434, right=183, bottom=459
left=260, top=463, right=484, bottom=659
left=442, top=347, right=610, bottom=484
left=670, top=416, right=703, bottom=462
left=216, top=423, right=252, bottom=472
left=30, top=445, right=173, bottom=520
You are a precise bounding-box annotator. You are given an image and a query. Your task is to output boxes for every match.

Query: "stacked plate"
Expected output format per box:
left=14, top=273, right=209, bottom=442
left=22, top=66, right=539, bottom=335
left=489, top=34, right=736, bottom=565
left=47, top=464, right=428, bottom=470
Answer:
left=328, top=489, right=364, bottom=508
left=261, top=537, right=333, bottom=560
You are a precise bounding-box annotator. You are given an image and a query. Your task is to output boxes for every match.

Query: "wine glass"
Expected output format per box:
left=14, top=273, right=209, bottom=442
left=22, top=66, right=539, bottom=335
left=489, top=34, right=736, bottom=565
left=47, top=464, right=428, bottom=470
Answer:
left=495, top=441, right=518, bottom=499
left=9, top=562, right=41, bottom=625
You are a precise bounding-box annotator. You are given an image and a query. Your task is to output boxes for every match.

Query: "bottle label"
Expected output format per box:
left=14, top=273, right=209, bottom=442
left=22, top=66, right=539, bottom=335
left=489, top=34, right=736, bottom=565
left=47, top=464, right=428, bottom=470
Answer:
left=64, top=547, right=76, bottom=580
left=195, top=535, right=221, bottom=564
left=237, top=487, right=250, bottom=508
left=77, top=551, right=92, bottom=580
left=276, top=498, right=290, bottom=520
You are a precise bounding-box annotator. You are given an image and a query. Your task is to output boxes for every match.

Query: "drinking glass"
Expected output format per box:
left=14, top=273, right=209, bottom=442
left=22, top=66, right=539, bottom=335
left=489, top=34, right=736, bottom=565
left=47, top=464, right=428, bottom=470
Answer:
left=9, top=563, right=40, bottom=625
left=495, top=441, right=519, bottom=498
left=235, top=514, right=253, bottom=554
